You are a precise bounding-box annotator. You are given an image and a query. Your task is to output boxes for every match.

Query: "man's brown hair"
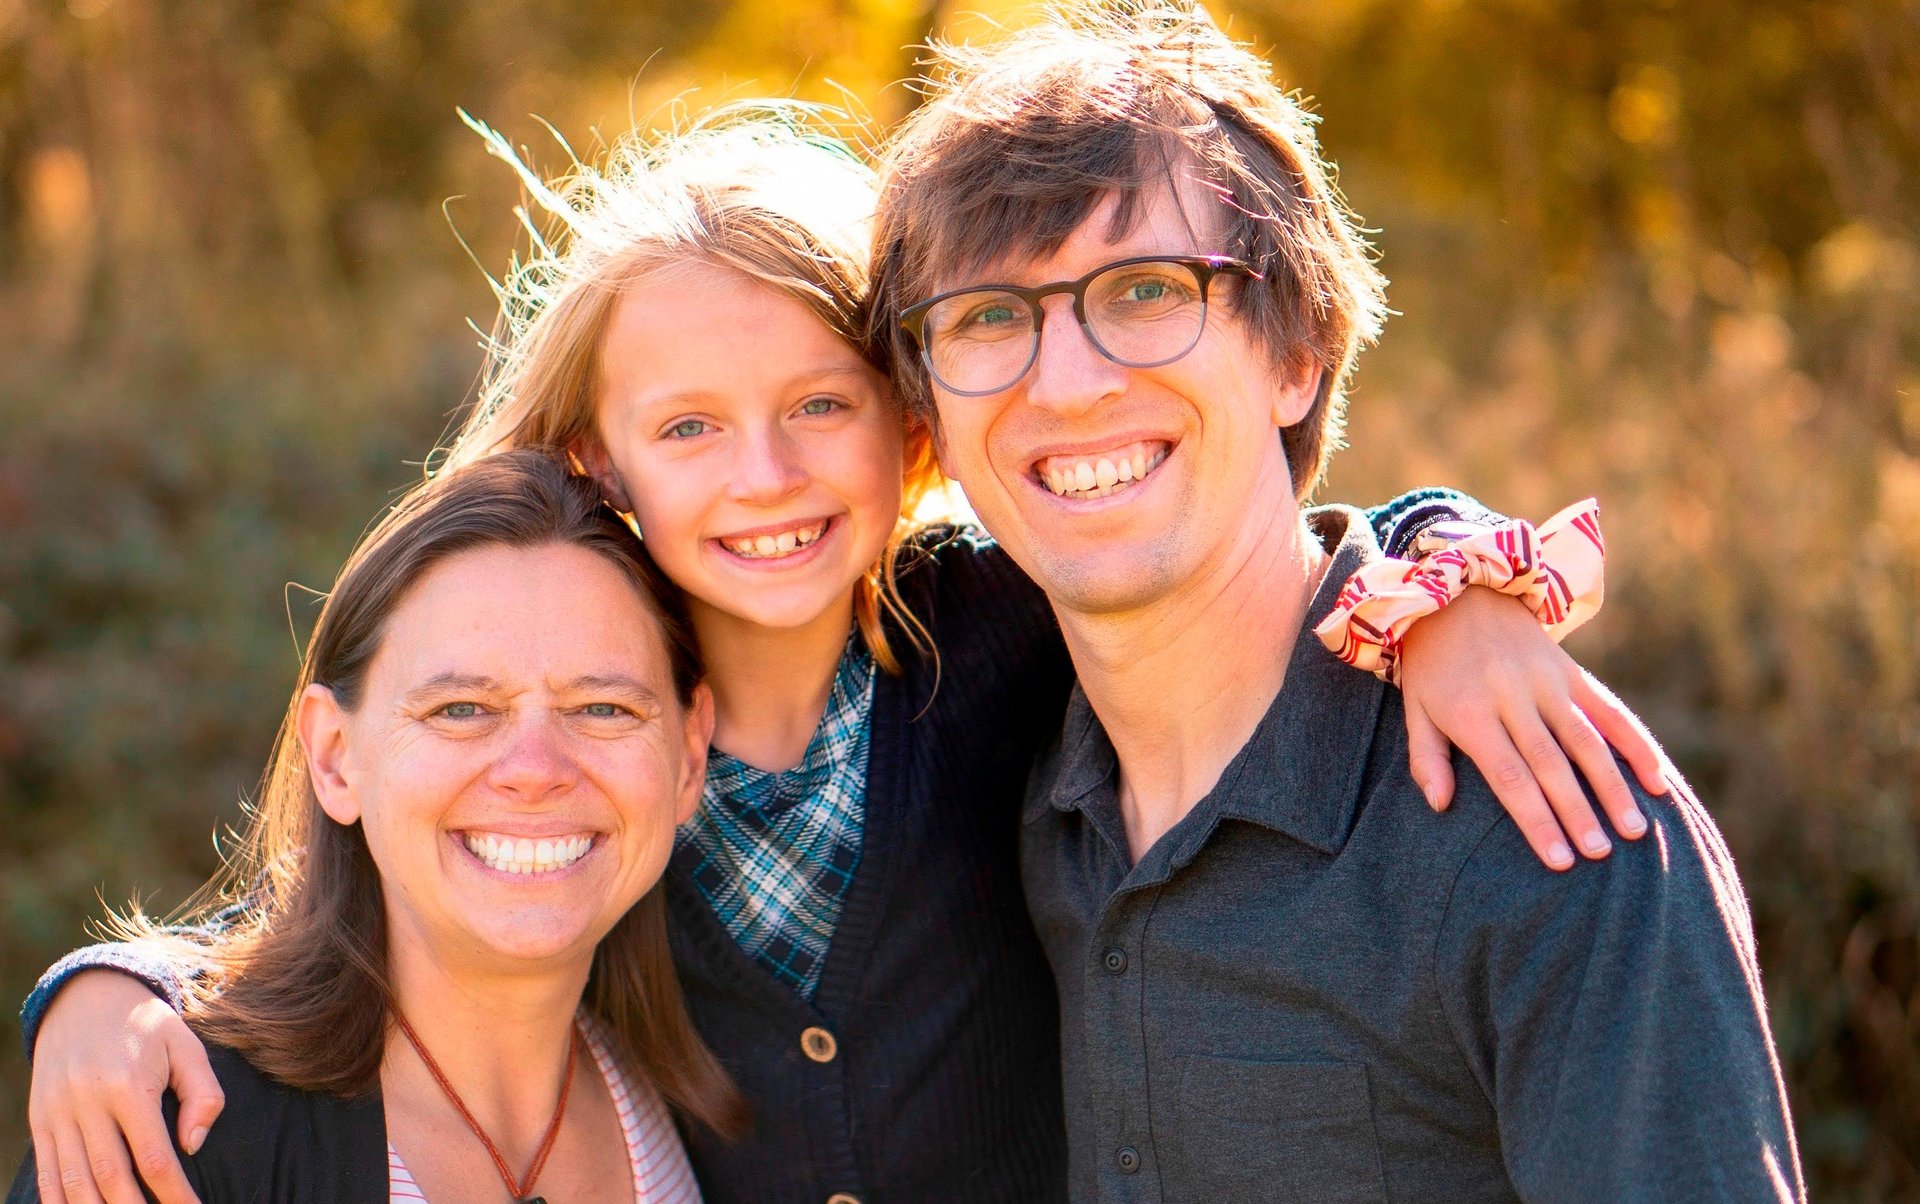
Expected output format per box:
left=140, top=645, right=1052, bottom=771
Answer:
left=870, top=1, right=1389, bottom=498
left=115, top=449, right=741, bottom=1134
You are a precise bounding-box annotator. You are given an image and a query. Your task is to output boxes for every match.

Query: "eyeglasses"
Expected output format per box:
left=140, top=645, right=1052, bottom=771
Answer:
left=899, top=254, right=1261, bottom=397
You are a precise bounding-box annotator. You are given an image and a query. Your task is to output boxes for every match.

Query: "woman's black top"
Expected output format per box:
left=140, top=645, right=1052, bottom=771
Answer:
left=8, top=1041, right=389, bottom=1204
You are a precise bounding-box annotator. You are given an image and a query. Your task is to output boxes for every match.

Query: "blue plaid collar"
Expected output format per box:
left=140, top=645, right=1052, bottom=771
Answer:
left=676, top=634, right=876, bottom=1000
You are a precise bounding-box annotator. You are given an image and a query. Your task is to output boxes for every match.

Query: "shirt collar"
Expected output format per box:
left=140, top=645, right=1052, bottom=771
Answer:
left=1029, top=507, right=1389, bottom=860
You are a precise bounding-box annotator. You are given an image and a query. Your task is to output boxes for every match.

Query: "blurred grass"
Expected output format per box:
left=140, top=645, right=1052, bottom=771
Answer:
left=1, top=0, right=1916, bottom=1197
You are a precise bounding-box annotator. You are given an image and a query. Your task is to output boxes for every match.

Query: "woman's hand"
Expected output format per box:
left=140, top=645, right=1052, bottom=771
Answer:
left=27, top=969, right=222, bottom=1204
left=1397, top=587, right=1675, bottom=870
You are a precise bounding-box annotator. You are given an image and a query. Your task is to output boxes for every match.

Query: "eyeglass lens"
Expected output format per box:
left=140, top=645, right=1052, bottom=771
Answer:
left=922, top=259, right=1211, bottom=396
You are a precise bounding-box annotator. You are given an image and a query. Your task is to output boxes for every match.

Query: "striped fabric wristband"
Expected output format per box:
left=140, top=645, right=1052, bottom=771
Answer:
left=1315, top=499, right=1608, bottom=685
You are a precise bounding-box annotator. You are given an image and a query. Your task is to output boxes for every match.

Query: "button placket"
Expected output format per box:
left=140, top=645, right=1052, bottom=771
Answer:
left=1090, top=889, right=1158, bottom=1199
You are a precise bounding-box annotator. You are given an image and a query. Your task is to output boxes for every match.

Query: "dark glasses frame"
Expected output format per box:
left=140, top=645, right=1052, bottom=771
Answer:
left=898, top=254, right=1262, bottom=397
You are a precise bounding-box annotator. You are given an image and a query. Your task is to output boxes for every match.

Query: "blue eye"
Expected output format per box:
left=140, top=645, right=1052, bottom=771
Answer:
left=971, top=303, right=1017, bottom=327
left=439, top=702, right=480, bottom=719
left=667, top=419, right=708, bottom=439
left=581, top=702, right=622, bottom=718
left=1127, top=281, right=1169, bottom=302
left=799, top=396, right=839, bottom=417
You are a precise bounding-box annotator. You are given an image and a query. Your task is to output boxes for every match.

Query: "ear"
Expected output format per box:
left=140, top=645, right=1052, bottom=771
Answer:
left=568, top=438, right=636, bottom=514
left=673, top=683, right=715, bottom=827
left=1270, top=359, right=1324, bottom=430
left=297, top=683, right=361, bottom=827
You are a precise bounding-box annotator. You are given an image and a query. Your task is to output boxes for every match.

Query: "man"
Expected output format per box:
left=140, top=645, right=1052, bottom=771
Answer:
left=871, top=4, right=1804, bottom=1200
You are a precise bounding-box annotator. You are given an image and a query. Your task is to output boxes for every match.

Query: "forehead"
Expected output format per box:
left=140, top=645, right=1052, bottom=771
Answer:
left=370, top=543, right=667, bottom=686
left=949, top=168, right=1229, bottom=290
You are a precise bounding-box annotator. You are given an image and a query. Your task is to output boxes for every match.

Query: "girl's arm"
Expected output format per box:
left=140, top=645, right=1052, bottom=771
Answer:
left=21, top=919, right=243, bottom=1204
left=1358, top=488, right=1674, bottom=871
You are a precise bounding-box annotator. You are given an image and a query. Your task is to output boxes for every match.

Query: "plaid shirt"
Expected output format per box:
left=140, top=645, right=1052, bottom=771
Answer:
left=676, top=638, right=875, bottom=1000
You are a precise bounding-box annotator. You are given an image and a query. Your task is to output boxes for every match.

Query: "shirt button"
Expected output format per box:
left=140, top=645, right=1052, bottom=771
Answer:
left=826, top=1195, right=861, bottom=1204
left=1117, top=1146, right=1141, bottom=1174
left=801, top=1026, right=838, bottom=1063
left=1103, top=946, right=1128, bottom=974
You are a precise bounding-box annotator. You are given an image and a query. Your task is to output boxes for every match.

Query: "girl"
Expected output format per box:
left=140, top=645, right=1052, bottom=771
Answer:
left=22, top=109, right=1666, bottom=1204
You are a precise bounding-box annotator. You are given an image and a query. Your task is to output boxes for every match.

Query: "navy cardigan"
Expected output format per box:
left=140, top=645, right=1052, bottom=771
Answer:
left=20, top=494, right=1493, bottom=1203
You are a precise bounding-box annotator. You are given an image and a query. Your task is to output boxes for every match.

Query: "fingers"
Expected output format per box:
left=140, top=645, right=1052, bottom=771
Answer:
left=118, top=1081, right=204, bottom=1204
left=75, top=1107, right=150, bottom=1204
left=1570, top=667, right=1671, bottom=797
left=1470, top=724, right=1577, bottom=871
left=1544, top=699, right=1648, bottom=841
left=166, top=1022, right=225, bottom=1163
left=30, top=1116, right=69, bottom=1204
left=1503, top=710, right=1614, bottom=863
left=49, top=1118, right=108, bottom=1204
left=1404, top=698, right=1458, bottom=811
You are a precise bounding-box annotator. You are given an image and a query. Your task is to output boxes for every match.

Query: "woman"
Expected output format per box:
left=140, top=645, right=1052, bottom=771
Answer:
left=21, top=109, right=1667, bottom=1204
left=13, top=450, right=736, bottom=1202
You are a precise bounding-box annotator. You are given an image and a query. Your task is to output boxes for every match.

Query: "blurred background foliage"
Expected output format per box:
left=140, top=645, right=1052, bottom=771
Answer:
left=0, top=0, right=1914, bottom=1196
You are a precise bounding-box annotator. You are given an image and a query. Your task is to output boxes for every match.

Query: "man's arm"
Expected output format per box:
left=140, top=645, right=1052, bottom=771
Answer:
left=1434, top=772, right=1804, bottom=1202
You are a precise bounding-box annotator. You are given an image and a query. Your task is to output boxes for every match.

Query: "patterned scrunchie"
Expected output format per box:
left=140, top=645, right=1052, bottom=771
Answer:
left=1316, top=499, right=1607, bottom=685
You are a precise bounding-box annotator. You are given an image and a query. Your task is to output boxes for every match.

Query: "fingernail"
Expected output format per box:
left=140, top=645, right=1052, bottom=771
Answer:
left=188, top=1126, right=208, bottom=1155
left=1549, top=840, right=1575, bottom=869
left=1581, top=830, right=1612, bottom=857
left=1420, top=781, right=1442, bottom=811
left=1620, top=807, right=1648, bottom=837
left=1650, top=773, right=1671, bottom=796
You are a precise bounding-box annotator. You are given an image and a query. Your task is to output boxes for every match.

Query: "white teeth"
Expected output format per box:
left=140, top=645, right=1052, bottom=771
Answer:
left=721, top=520, right=828, bottom=559
left=1038, top=442, right=1171, bottom=500
left=463, top=831, right=593, bottom=875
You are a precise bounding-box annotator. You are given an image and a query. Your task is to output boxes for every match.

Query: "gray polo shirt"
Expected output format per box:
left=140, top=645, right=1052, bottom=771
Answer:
left=1020, top=507, right=1803, bottom=1203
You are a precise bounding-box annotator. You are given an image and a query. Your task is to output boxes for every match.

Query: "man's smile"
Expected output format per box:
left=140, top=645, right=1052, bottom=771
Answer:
left=1032, top=438, right=1174, bottom=501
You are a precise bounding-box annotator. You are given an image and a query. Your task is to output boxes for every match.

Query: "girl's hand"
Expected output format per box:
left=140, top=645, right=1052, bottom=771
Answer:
left=1396, top=587, right=1675, bottom=870
left=27, top=969, right=221, bottom=1204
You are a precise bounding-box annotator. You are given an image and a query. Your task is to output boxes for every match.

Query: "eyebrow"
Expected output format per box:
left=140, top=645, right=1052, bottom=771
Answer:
left=402, top=673, right=504, bottom=703
left=627, top=364, right=877, bottom=413
left=400, top=673, right=664, bottom=707
left=565, top=674, right=666, bottom=707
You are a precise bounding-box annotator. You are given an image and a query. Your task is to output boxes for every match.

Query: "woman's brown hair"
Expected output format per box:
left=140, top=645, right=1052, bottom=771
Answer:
left=440, top=105, right=941, bottom=673
left=115, top=448, right=741, bottom=1134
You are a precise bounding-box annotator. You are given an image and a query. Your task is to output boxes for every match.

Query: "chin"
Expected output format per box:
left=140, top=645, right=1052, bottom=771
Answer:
left=1027, top=544, right=1186, bottom=617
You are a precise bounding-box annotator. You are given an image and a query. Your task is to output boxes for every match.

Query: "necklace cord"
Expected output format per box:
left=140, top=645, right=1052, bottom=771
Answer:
left=393, top=1007, right=580, bottom=1200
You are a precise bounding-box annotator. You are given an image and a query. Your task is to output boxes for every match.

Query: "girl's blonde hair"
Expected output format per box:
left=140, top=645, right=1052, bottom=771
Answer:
left=442, top=105, right=941, bottom=673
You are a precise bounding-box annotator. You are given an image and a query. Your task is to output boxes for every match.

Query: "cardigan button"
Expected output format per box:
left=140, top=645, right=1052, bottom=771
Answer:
left=826, top=1194, right=861, bottom=1204
left=801, top=1026, right=839, bottom=1063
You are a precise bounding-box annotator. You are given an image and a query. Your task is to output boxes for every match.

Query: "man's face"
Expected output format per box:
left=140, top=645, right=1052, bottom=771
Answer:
left=925, top=176, right=1321, bottom=617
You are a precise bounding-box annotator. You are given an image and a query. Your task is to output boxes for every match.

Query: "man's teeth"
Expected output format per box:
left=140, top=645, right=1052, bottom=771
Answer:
left=464, top=832, right=593, bottom=875
left=720, top=519, right=828, bottom=559
left=1040, top=443, right=1170, bottom=500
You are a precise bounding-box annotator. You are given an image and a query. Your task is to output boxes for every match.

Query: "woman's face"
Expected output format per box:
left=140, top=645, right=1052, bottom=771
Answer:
left=299, top=542, right=711, bottom=974
left=585, top=261, right=906, bottom=638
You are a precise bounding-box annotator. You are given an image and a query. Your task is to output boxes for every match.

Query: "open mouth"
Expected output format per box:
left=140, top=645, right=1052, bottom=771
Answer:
left=1034, top=440, right=1172, bottom=502
left=715, top=516, right=833, bottom=561
left=461, top=830, right=596, bottom=876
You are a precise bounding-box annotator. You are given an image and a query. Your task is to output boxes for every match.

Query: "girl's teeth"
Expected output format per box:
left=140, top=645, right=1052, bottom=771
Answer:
left=724, top=521, right=826, bottom=558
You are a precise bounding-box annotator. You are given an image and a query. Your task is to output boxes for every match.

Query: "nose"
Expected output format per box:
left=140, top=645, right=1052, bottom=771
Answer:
left=488, top=710, right=579, bottom=802
left=727, top=421, right=809, bottom=506
left=1021, top=294, right=1127, bottom=417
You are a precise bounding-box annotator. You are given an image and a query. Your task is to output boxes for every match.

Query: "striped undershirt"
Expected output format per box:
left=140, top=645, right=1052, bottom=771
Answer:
left=387, top=1012, right=699, bottom=1202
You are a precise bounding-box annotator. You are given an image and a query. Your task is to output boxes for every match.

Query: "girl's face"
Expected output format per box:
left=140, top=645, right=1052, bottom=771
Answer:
left=585, top=262, right=905, bottom=637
